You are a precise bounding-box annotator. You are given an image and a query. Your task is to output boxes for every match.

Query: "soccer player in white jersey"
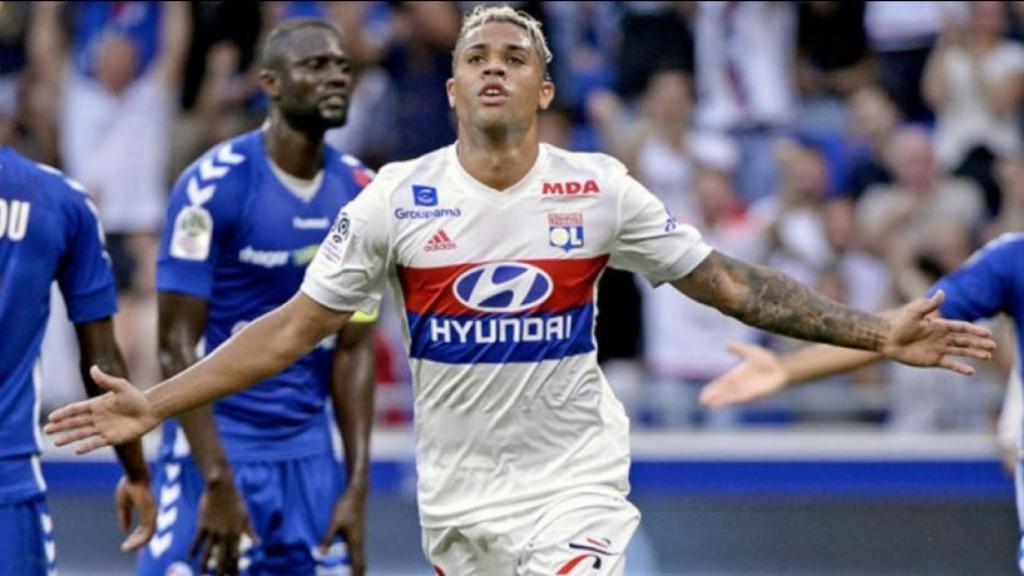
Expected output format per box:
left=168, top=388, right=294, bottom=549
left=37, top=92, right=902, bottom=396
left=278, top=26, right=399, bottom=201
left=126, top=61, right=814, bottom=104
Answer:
left=48, top=5, right=997, bottom=574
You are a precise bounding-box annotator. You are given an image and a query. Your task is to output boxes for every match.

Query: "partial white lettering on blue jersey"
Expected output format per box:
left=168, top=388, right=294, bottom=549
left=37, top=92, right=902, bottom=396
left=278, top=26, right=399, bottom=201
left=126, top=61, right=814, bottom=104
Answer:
left=0, top=148, right=116, bottom=503
left=0, top=199, right=31, bottom=241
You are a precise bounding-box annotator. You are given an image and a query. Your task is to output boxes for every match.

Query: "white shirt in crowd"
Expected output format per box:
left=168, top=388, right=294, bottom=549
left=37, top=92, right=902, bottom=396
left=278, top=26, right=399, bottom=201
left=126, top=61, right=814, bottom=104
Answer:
left=934, top=42, right=1024, bottom=168
left=694, top=1, right=796, bottom=130
left=61, top=70, right=174, bottom=234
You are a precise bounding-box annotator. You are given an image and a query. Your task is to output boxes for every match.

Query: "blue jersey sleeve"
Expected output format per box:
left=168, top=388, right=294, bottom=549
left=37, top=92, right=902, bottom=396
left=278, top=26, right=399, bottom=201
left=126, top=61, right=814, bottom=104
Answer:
left=156, top=152, right=243, bottom=299
left=931, top=234, right=1022, bottom=321
left=57, top=189, right=117, bottom=324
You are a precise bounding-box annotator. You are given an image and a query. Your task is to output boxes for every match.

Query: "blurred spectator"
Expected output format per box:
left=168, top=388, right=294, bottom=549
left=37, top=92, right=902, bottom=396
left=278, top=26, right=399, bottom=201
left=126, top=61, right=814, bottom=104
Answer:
left=987, top=154, right=1024, bottom=239
left=30, top=1, right=190, bottom=389
left=884, top=220, right=1002, bottom=432
left=864, top=0, right=967, bottom=121
left=541, top=1, right=618, bottom=112
left=340, top=1, right=460, bottom=161
left=923, top=0, right=1024, bottom=215
left=590, top=69, right=741, bottom=219
left=642, top=163, right=766, bottom=427
left=0, top=2, right=37, bottom=158
left=844, top=85, right=900, bottom=198
left=171, top=1, right=263, bottom=176
left=857, top=126, right=985, bottom=301
left=796, top=1, right=873, bottom=132
left=694, top=1, right=797, bottom=204
left=615, top=2, right=691, bottom=100
left=820, top=198, right=890, bottom=314
left=753, top=139, right=833, bottom=287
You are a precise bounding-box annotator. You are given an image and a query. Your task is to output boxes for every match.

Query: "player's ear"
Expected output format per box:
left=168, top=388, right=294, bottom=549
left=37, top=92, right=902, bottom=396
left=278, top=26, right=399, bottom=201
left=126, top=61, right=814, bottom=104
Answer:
left=446, top=77, right=456, bottom=109
left=259, top=68, right=281, bottom=100
left=538, top=79, right=555, bottom=111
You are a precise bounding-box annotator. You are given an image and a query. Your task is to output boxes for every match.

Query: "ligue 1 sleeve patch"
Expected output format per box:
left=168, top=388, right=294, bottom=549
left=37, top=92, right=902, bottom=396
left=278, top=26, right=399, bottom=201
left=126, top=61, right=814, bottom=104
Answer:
left=319, top=211, right=349, bottom=264
left=170, top=205, right=213, bottom=261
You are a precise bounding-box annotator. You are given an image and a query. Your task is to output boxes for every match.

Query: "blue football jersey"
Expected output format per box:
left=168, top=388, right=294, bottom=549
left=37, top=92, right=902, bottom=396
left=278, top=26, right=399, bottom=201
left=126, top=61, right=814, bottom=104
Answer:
left=156, top=130, right=371, bottom=462
left=0, top=147, right=117, bottom=503
left=932, top=233, right=1024, bottom=375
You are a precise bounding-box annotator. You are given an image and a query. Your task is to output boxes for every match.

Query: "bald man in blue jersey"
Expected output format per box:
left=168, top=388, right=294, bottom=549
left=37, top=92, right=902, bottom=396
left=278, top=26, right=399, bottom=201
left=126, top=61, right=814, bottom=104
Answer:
left=136, top=19, right=376, bottom=576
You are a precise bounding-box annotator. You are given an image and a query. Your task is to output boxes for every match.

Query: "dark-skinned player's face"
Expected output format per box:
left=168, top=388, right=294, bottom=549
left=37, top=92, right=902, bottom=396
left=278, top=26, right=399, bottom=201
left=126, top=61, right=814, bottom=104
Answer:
left=270, top=27, right=352, bottom=132
left=447, top=22, right=554, bottom=132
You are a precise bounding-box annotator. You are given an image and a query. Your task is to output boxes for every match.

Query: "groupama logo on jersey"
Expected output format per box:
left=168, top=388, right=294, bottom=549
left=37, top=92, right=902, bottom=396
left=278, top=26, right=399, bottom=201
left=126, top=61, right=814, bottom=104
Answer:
left=453, top=262, right=553, bottom=313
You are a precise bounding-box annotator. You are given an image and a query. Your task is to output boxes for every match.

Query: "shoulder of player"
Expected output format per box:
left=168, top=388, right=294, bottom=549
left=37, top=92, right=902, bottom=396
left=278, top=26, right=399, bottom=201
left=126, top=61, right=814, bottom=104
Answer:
left=979, top=232, right=1024, bottom=259
left=327, top=145, right=376, bottom=188
left=14, top=156, right=94, bottom=208
left=360, top=147, right=448, bottom=201
left=544, top=144, right=627, bottom=173
left=541, top=145, right=630, bottom=194
left=173, top=133, right=255, bottom=200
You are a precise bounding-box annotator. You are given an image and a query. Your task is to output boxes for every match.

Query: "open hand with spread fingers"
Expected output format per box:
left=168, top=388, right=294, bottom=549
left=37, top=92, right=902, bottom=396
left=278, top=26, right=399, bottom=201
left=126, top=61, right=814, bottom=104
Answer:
left=699, top=342, right=789, bottom=409
left=44, top=365, right=159, bottom=454
left=879, top=290, right=995, bottom=372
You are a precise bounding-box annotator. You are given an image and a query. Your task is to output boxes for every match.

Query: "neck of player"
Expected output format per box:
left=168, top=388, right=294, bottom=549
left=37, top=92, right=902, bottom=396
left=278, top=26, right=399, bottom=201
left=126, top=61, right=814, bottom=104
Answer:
left=263, top=109, right=326, bottom=180
left=456, top=120, right=540, bottom=191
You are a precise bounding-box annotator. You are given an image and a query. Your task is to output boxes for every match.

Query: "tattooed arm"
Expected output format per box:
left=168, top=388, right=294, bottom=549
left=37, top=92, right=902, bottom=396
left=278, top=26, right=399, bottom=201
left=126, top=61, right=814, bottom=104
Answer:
left=671, top=251, right=994, bottom=367
left=673, top=251, right=888, bottom=350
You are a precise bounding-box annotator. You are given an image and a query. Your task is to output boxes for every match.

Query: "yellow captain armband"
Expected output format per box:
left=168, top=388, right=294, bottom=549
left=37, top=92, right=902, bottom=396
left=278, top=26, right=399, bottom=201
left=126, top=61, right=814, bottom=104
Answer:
left=350, top=309, right=379, bottom=324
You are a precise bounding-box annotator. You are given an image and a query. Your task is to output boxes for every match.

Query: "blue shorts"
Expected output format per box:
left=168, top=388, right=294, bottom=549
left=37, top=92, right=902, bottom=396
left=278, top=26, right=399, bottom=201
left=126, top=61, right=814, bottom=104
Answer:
left=0, top=496, right=56, bottom=576
left=136, top=452, right=347, bottom=576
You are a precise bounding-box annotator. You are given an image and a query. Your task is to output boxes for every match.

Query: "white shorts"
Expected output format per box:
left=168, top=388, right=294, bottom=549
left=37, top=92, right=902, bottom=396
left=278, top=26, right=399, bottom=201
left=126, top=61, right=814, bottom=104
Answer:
left=422, top=490, right=640, bottom=575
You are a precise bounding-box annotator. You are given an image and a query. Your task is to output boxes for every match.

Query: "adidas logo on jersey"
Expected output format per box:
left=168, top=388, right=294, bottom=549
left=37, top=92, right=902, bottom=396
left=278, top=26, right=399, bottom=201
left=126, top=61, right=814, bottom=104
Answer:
left=425, top=229, right=456, bottom=252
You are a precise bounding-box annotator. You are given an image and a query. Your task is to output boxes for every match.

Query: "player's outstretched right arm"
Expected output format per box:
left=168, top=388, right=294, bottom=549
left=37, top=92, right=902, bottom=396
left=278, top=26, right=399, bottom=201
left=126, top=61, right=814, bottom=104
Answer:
left=46, top=293, right=352, bottom=453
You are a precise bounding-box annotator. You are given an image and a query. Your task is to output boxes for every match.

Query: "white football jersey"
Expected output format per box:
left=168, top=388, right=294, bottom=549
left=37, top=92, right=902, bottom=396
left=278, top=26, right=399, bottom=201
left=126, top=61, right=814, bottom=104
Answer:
left=302, top=143, right=712, bottom=527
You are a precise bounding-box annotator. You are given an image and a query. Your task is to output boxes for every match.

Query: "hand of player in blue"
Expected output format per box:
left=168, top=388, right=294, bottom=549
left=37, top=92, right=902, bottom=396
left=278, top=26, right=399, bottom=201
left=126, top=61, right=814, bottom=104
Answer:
left=44, top=365, right=158, bottom=454
left=700, top=291, right=998, bottom=409
left=320, top=485, right=368, bottom=576
left=878, top=290, right=995, bottom=371
left=191, top=480, right=257, bottom=576
left=699, top=342, right=788, bottom=409
left=115, top=474, right=157, bottom=553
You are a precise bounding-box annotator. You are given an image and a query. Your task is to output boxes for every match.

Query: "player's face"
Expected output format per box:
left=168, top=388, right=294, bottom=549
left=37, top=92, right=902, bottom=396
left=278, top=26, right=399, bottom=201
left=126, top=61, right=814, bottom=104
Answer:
left=447, top=22, right=554, bottom=133
left=276, top=28, right=352, bottom=131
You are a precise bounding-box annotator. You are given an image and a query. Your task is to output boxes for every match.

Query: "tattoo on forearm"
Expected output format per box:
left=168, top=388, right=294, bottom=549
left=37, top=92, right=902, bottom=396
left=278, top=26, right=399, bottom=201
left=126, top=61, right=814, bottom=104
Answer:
left=684, top=252, right=889, bottom=351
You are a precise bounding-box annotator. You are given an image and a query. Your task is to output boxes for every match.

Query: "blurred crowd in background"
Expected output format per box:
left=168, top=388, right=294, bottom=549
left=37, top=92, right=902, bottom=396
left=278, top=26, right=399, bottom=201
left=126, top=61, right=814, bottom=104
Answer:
left=9, top=1, right=1022, bottom=433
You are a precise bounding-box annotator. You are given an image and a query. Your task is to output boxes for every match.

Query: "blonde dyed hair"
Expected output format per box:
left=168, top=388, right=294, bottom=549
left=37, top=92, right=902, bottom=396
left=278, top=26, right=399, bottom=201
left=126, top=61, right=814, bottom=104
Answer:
left=454, top=4, right=553, bottom=76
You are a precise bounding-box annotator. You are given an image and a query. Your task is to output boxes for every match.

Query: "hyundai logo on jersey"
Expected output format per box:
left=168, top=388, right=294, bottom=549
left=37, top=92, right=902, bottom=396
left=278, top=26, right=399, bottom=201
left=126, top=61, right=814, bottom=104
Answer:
left=397, top=256, right=609, bottom=363
left=548, top=213, right=584, bottom=252
left=453, top=262, right=553, bottom=313
left=412, top=185, right=438, bottom=206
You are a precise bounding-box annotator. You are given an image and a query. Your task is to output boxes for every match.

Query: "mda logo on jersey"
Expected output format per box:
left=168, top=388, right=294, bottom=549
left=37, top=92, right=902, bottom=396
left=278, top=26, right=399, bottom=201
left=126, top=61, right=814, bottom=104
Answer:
left=549, top=212, right=584, bottom=252
left=412, top=185, right=438, bottom=206
left=454, top=262, right=553, bottom=313
left=541, top=179, right=600, bottom=196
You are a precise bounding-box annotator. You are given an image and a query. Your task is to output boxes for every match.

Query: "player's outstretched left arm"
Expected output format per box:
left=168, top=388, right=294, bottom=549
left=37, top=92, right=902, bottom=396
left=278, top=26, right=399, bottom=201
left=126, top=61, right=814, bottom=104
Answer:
left=672, top=251, right=995, bottom=370
left=46, top=293, right=353, bottom=453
